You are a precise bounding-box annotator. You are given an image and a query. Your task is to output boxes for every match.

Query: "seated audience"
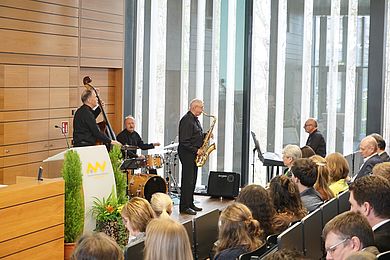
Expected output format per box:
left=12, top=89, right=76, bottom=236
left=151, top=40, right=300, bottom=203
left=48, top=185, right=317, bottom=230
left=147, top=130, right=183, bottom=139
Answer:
left=372, top=162, right=390, bottom=182
left=71, top=232, right=123, bottom=260
left=345, top=251, right=377, bottom=260
left=236, top=184, right=276, bottom=239
left=349, top=175, right=390, bottom=252
left=121, top=197, right=155, bottom=246
left=370, top=133, right=390, bottom=162
left=262, top=248, right=307, bottom=260
left=323, top=211, right=379, bottom=259
left=150, top=192, right=173, bottom=218
left=282, top=144, right=302, bottom=177
left=325, top=152, right=350, bottom=196
left=214, top=202, right=264, bottom=260
left=310, top=155, right=334, bottom=201
left=291, top=158, right=323, bottom=212
left=354, top=136, right=382, bottom=181
left=301, top=145, right=316, bottom=158
left=268, top=175, right=307, bottom=233
left=144, top=218, right=193, bottom=260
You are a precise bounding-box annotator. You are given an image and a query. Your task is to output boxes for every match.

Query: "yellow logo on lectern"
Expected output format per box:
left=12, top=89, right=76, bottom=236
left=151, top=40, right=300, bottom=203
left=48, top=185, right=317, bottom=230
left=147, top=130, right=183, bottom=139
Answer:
left=86, top=161, right=107, bottom=174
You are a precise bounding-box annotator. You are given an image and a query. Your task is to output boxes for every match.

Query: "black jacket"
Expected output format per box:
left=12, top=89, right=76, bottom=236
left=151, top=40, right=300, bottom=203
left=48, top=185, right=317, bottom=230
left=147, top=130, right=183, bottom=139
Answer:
left=178, top=111, right=204, bottom=154
left=374, top=220, right=390, bottom=253
left=355, top=154, right=383, bottom=180
left=306, top=129, right=326, bottom=157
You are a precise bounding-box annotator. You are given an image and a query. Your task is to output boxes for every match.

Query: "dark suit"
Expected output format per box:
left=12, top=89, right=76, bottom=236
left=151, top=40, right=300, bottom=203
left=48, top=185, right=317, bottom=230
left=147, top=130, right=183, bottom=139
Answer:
left=379, top=151, right=390, bottom=162
left=374, top=220, right=390, bottom=252
left=354, top=154, right=383, bottom=180
left=306, top=129, right=326, bottom=157
left=178, top=111, right=204, bottom=211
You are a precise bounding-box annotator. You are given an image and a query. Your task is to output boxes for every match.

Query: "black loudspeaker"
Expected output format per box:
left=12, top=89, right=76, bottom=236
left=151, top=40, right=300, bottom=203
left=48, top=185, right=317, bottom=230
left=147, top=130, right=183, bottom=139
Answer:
left=207, top=171, right=240, bottom=198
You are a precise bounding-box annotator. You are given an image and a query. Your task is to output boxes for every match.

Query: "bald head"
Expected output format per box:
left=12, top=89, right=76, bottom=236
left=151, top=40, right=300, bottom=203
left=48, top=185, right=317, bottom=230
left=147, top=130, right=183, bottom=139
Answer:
left=304, top=118, right=318, bottom=134
left=360, top=136, right=378, bottom=158
left=189, top=99, right=204, bottom=116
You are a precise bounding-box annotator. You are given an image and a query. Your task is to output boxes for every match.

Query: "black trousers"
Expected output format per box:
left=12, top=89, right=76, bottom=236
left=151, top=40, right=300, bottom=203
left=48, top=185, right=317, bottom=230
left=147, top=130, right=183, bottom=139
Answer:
left=179, top=147, right=198, bottom=211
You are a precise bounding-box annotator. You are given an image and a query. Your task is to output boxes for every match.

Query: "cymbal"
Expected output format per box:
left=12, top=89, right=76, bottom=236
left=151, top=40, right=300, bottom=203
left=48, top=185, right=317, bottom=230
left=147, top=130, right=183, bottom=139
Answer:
left=163, top=142, right=179, bottom=150
left=121, top=144, right=139, bottom=150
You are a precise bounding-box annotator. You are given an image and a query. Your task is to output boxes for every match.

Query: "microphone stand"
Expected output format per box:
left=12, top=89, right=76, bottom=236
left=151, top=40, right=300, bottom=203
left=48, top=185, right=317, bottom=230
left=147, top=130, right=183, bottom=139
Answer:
left=55, top=125, right=70, bottom=149
left=252, top=148, right=256, bottom=183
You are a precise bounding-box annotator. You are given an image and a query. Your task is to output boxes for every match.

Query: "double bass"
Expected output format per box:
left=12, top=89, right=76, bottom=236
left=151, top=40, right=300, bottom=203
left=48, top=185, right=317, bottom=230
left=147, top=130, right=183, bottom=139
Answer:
left=83, top=76, right=117, bottom=141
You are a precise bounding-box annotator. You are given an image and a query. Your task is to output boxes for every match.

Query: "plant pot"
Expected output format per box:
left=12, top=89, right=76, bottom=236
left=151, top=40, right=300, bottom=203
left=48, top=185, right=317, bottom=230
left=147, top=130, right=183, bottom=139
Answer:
left=64, top=242, right=76, bottom=260
left=96, top=220, right=129, bottom=247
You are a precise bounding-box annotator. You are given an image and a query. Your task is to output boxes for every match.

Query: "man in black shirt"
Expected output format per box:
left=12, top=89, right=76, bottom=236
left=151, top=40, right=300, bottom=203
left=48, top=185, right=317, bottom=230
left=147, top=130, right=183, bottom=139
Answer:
left=73, top=89, right=121, bottom=147
left=116, top=115, right=160, bottom=157
left=178, top=99, right=205, bottom=215
left=304, top=118, right=326, bottom=157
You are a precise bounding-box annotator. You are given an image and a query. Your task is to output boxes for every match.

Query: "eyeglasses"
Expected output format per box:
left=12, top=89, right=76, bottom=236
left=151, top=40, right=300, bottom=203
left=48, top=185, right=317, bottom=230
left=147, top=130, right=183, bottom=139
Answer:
left=303, top=124, right=313, bottom=128
left=325, top=238, right=350, bottom=255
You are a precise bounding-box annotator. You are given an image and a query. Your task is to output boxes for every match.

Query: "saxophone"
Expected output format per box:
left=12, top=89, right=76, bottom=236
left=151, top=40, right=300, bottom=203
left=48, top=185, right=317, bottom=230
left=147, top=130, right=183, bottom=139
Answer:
left=195, top=111, right=217, bottom=167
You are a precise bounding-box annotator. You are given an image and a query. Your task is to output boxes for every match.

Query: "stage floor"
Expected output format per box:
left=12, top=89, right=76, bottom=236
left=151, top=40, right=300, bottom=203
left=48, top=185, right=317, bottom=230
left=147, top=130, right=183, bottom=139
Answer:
left=170, top=194, right=234, bottom=223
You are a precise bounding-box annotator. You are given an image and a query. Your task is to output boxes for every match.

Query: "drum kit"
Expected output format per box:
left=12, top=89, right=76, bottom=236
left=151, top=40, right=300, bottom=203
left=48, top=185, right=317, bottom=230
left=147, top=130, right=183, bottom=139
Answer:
left=120, top=142, right=180, bottom=201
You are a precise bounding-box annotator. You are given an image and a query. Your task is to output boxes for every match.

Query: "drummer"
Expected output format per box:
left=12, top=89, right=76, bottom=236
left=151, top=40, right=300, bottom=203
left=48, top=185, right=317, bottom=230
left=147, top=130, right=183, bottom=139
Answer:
left=117, top=115, right=160, bottom=158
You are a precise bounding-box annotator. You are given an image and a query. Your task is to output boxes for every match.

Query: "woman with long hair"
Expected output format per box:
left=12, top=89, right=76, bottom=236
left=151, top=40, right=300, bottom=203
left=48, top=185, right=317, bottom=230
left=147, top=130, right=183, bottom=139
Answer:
left=144, top=218, right=193, bottom=260
left=325, top=152, right=350, bottom=196
left=214, top=202, right=264, bottom=260
left=236, top=184, right=276, bottom=239
left=268, top=175, right=307, bottom=233
left=310, top=155, right=334, bottom=201
left=150, top=192, right=173, bottom=218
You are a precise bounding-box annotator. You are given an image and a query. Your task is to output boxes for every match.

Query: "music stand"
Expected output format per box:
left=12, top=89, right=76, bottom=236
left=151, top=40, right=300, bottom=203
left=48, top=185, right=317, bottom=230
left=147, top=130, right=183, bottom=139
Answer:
left=251, top=131, right=264, bottom=183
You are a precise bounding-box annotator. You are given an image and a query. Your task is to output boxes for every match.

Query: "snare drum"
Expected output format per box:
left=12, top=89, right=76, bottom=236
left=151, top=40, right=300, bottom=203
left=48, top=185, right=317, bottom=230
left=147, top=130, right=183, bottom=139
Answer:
left=128, top=174, right=167, bottom=201
left=145, top=155, right=163, bottom=169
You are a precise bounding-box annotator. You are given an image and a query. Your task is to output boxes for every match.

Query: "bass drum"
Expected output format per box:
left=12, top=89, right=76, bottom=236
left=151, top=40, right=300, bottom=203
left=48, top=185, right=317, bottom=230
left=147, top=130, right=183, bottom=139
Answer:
left=129, top=174, right=167, bottom=201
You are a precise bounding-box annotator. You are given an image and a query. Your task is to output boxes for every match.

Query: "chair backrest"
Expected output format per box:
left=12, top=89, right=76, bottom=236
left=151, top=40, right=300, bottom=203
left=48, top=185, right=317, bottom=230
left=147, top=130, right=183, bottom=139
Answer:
left=266, top=233, right=279, bottom=246
left=124, top=239, right=144, bottom=260
left=301, top=208, right=323, bottom=259
left=194, top=209, right=220, bottom=260
left=182, top=219, right=195, bottom=258
left=277, top=221, right=304, bottom=254
left=377, top=250, right=390, bottom=260
left=238, top=244, right=268, bottom=260
left=337, top=190, right=350, bottom=214
left=320, top=197, right=338, bottom=227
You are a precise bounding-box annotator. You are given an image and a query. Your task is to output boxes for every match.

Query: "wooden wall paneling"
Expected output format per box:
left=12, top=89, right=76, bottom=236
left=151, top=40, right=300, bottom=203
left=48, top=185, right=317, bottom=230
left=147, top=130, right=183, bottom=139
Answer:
left=0, top=6, right=78, bottom=27
left=0, top=0, right=78, bottom=17
left=50, top=67, right=70, bottom=87
left=28, top=141, right=49, bottom=154
left=80, top=58, right=123, bottom=68
left=81, top=19, right=123, bottom=33
left=3, top=88, right=28, bottom=110
left=3, top=121, right=28, bottom=145
left=3, top=154, right=28, bottom=168
left=81, top=0, right=124, bottom=15
left=0, top=144, right=28, bottom=157
left=0, top=195, right=64, bottom=241
left=28, top=120, right=49, bottom=142
left=0, top=53, right=78, bottom=67
left=28, top=88, right=50, bottom=109
left=81, top=8, right=123, bottom=24
left=28, top=66, right=50, bottom=87
left=114, top=69, right=123, bottom=132
left=2, top=165, right=27, bottom=184
left=4, top=65, right=28, bottom=87
left=40, top=0, right=79, bottom=8
left=50, top=88, right=70, bottom=109
left=81, top=38, right=123, bottom=59
left=2, top=238, right=64, bottom=260
left=0, top=225, right=64, bottom=259
left=81, top=28, right=124, bottom=42
left=28, top=110, right=49, bottom=121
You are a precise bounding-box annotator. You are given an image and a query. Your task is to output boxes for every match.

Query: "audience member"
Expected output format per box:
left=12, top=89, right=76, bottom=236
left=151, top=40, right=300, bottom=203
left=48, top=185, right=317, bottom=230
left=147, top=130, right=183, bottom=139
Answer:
left=370, top=133, right=390, bottom=162
left=291, top=158, right=323, bottom=212
left=323, top=211, right=378, bottom=259
left=144, top=218, right=193, bottom=260
left=214, top=202, right=264, bottom=260
left=268, top=175, right=307, bottom=233
left=344, top=251, right=377, bottom=260
left=150, top=192, right=173, bottom=218
left=349, top=175, right=390, bottom=252
left=301, top=145, right=316, bottom=158
left=71, top=232, right=124, bottom=260
left=304, top=118, right=326, bottom=157
left=326, top=152, right=350, bottom=196
left=354, top=136, right=382, bottom=181
left=282, top=144, right=302, bottom=177
left=372, top=162, right=390, bottom=182
left=310, top=155, right=334, bottom=201
left=262, top=248, right=307, bottom=260
left=121, top=197, right=155, bottom=246
left=236, top=184, right=276, bottom=239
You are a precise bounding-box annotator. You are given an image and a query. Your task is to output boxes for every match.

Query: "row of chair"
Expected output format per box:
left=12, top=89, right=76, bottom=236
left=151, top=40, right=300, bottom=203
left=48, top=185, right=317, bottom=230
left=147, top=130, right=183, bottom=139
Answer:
left=124, top=209, right=220, bottom=260
left=277, top=189, right=350, bottom=259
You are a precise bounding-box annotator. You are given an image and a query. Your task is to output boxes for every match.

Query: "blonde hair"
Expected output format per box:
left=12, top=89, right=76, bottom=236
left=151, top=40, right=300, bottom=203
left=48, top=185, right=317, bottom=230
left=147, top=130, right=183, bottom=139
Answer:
left=216, top=202, right=263, bottom=255
left=310, top=155, right=334, bottom=201
left=150, top=192, right=173, bottom=218
left=325, top=152, right=350, bottom=182
left=144, top=218, right=193, bottom=260
left=121, top=197, right=155, bottom=233
left=373, top=162, right=390, bottom=182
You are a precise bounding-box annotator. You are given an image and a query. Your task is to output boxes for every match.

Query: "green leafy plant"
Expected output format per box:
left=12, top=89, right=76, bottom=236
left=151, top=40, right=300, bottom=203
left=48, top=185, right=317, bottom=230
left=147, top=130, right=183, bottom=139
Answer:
left=109, top=145, right=127, bottom=204
left=92, top=189, right=128, bottom=247
left=62, top=150, right=84, bottom=243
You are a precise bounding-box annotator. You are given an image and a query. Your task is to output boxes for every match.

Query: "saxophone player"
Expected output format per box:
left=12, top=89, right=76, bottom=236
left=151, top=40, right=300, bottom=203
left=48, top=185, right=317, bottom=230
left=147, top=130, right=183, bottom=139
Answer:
left=178, top=99, right=205, bottom=215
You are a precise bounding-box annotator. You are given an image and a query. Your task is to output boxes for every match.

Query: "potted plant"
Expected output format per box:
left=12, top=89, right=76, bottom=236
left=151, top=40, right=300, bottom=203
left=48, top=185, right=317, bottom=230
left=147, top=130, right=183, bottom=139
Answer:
left=109, top=145, right=127, bottom=205
left=92, top=190, right=128, bottom=247
left=62, top=150, right=84, bottom=259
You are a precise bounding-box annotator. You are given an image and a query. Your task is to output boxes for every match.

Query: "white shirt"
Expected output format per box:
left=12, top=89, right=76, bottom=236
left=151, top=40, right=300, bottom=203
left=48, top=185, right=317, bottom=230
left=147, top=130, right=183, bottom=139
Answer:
left=372, top=218, right=390, bottom=231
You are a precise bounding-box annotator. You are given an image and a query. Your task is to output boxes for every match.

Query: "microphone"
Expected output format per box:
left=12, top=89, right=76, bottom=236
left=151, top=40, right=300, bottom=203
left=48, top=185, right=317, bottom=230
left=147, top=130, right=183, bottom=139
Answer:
left=37, top=166, right=43, bottom=181
left=55, top=125, right=70, bottom=149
